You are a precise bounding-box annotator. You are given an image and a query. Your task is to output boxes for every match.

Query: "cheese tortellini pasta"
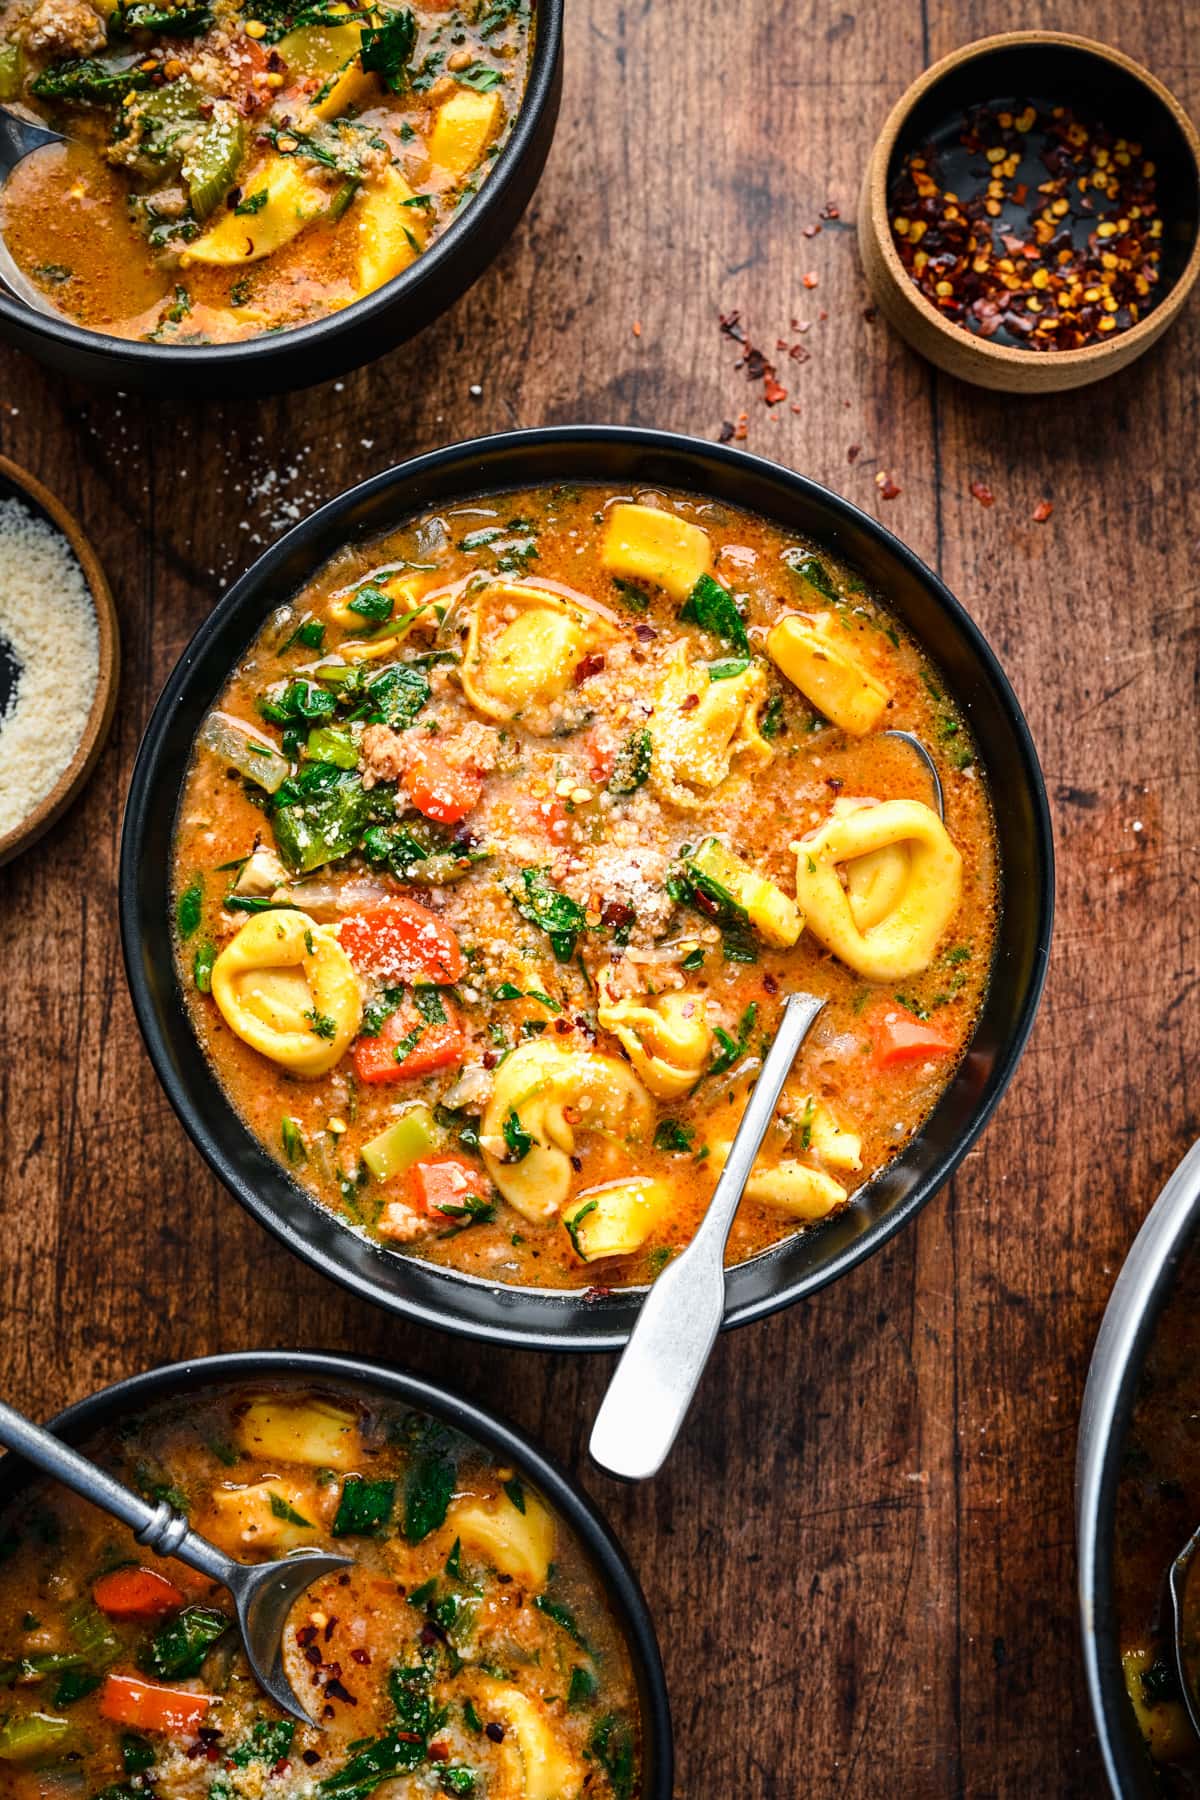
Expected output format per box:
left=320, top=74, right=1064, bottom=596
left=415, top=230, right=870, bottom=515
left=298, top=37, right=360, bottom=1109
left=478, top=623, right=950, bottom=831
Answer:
left=563, top=1176, right=673, bottom=1262
left=794, top=798, right=963, bottom=981
left=479, top=1041, right=654, bottom=1221
left=447, top=1486, right=556, bottom=1589
left=461, top=582, right=616, bottom=731
left=597, top=971, right=712, bottom=1099
left=470, top=1678, right=583, bottom=1800
left=766, top=613, right=892, bottom=736
left=650, top=645, right=774, bottom=808
left=210, top=910, right=362, bottom=1076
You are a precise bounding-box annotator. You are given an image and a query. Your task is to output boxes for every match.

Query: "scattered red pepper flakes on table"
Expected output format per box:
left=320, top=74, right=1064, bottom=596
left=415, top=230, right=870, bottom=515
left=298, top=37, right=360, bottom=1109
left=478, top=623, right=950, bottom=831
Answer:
left=969, top=480, right=996, bottom=506
left=875, top=470, right=902, bottom=500
left=888, top=99, right=1164, bottom=349
left=1032, top=499, right=1054, bottom=522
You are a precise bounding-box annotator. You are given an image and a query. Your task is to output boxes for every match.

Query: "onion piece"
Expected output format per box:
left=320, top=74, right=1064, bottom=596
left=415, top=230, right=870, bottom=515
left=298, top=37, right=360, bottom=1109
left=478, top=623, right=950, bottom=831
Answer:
left=199, top=712, right=290, bottom=794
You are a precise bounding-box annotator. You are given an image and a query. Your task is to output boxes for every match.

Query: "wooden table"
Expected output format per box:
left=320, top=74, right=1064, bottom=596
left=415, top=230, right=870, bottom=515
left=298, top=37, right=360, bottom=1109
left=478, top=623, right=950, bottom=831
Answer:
left=1, top=2, right=1195, bottom=1792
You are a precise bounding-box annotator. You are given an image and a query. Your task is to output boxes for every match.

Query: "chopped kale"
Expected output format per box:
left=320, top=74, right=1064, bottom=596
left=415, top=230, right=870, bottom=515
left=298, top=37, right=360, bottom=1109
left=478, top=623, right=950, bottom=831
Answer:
left=680, top=573, right=749, bottom=652
left=360, top=6, right=417, bottom=90
left=141, top=1606, right=229, bottom=1680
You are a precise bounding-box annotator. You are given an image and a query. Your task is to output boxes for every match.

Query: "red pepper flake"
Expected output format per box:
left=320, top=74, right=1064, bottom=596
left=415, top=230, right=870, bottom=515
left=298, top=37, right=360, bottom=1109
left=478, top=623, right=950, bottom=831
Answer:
left=969, top=480, right=996, bottom=507
left=802, top=222, right=821, bottom=238
left=802, top=271, right=819, bottom=289
left=763, top=373, right=787, bottom=405
left=875, top=471, right=902, bottom=500
left=1032, top=499, right=1054, bottom=522
left=718, top=310, right=745, bottom=342
left=573, top=651, right=606, bottom=684
left=680, top=693, right=701, bottom=713
left=631, top=320, right=642, bottom=337
left=847, top=443, right=861, bottom=462
left=820, top=201, right=840, bottom=219
left=717, top=419, right=736, bottom=443
left=733, top=411, right=748, bottom=441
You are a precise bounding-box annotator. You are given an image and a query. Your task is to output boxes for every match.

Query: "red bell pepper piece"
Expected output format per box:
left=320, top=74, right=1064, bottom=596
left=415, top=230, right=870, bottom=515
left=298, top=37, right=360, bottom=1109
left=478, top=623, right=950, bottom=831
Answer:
left=99, top=1672, right=211, bottom=1735
left=870, top=1003, right=957, bottom=1067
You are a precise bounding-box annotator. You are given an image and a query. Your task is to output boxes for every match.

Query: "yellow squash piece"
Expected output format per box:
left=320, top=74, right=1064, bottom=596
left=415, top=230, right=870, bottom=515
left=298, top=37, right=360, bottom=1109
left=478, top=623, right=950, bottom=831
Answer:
left=687, top=837, right=801, bottom=947
left=601, top=502, right=713, bottom=601
left=597, top=970, right=711, bottom=1099
left=275, top=20, right=363, bottom=78
left=448, top=1488, right=556, bottom=1589
left=479, top=1041, right=653, bottom=1222
left=429, top=86, right=504, bottom=181
left=236, top=1396, right=362, bottom=1469
left=210, top=909, right=362, bottom=1076
left=766, top=613, right=891, bottom=736
left=356, top=164, right=429, bottom=296
left=471, top=1679, right=583, bottom=1800
left=564, top=1176, right=672, bottom=1261
left=650, top=646, right=773, bottom=809
left=1122, top=1645, right=1195, bottom=1763
left=205, top=1480, right=318, bottom=1554
left=793, top=798, right=962, bottom=981
left=460, top=582, right=615, bottom=731
left=188, top=154, right=329, bottom=265
left=709, top=1144, right=848, bottom=1220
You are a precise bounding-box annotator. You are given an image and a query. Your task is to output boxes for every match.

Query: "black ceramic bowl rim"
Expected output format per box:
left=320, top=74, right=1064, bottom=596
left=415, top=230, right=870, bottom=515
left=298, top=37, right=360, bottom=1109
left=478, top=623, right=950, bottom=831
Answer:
left=0, top=1348, right=673, bottom=1798
left=1077, top=1138, right=1200, bottom=1796
left=0, top=0, right=562, bottom=383
left=119, top=424, right=1055, bottom=1351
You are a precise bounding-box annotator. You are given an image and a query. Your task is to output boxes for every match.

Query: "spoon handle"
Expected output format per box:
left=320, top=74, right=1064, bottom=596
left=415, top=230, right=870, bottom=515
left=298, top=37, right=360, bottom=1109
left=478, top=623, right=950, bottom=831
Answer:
left=0, top=1397, right=232, bottom=1584
left=589, top=991, right=825, bottom=1482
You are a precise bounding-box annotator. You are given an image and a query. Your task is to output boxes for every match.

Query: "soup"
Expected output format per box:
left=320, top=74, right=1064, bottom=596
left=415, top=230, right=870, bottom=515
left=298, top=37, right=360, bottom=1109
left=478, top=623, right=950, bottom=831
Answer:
left=1115, top=1250, right=1200, bottom=1790
left=0, top=1382, right=641, bottom=1796
left=171, top=483, right=999, bottom=1289
left=0, top=0, right=532, bottom=341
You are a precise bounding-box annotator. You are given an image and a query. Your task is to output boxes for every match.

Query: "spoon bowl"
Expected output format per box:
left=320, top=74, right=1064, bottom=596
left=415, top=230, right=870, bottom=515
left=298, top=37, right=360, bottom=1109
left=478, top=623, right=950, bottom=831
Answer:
left=0, top=106, right=68, bottom=314
left=0, top=1398, right=351, bottom=1725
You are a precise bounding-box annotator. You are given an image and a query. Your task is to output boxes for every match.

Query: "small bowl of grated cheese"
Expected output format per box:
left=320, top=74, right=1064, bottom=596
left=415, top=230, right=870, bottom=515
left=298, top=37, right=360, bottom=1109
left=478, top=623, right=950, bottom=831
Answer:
left=0, top=457, right=118, bottom=868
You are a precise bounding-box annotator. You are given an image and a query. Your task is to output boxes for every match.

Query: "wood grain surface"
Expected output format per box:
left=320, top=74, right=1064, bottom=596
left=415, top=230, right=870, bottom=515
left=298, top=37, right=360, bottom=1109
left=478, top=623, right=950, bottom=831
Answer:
left=1, top=2, right=1197, bottom=1793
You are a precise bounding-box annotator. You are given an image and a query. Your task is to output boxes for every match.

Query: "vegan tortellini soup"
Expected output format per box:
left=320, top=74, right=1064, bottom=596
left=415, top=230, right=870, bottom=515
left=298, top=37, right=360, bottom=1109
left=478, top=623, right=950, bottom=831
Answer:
left=0, top=1384, right=642, bottom=1797
left=172, top=485, right=999, bottom=1288
left=0, top=0, right=532, bottom=341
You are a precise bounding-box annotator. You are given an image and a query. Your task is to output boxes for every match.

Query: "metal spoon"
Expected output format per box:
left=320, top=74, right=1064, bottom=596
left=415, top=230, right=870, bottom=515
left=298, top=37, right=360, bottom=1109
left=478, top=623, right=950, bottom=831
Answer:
left=1170, top=1523, right=1200, bottom=1736
left=0, top=1397, right=351, bottom=1726
left=883, top=728, right=945, bottom=819
left=590, top=990, right=825, bottom=1482
left=0, top=106, right=68, bottom=313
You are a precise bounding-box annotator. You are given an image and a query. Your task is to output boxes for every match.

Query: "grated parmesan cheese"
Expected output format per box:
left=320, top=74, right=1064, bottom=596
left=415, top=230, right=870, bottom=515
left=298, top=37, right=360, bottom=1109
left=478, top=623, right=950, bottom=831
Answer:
left=0, top=497, right=99, bottom=841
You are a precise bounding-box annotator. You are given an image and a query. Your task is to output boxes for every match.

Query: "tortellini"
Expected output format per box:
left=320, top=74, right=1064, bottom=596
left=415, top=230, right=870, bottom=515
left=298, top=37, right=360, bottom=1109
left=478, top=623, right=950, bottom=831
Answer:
left=650, top=645, right=774, bottom=809
left=600, top=502, right=713, bottom=600
left=235, top=1396, right=362, bottom=1469
left=766, top=613, right=891, bottom=736
left=470, top=1678, right=583, bottom=1800
left=447, top=1487, right=556, bottom=1589
left=210, top=909, right=362, bottom=1076
left=708, top=1143, right=848, bottom=1220
left=479, top=1041, right=653, bottom=1221
left=460, top=582, right=616, bottom=732
left=205, top=1480, right=319, bottom=1554
left=597, top=970, right=712, bottom=1099
left=786, top=1094, right=863, bottom=1171
left=793, top=797, right=962, bottom=981
left=563, top=1176, right=672, bottom=1262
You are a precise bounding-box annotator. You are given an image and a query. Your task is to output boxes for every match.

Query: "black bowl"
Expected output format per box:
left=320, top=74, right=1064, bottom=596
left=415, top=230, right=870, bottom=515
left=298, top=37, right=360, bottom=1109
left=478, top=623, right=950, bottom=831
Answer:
left=0, top=1349, right=673, bottom=1797
left=0, top=1, right=562, bottom=396
left=1078, top=1140, right=1200, bottom=1795
left=119, top=425, right=1055, bottom=1350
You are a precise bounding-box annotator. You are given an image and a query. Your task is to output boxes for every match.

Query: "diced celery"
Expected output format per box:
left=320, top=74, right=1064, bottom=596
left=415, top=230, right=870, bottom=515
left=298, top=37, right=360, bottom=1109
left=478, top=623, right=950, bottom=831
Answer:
left=199, top=712, right=290, bottom=794
left=362, top=1105, right=436, bottom=1182
left=67, top=1599, right=120, bottom=1668
left=0, top=1713, right=71, bottom=1763
left=305, top=725, right=358, bottom=770
left=0, top=41, right=23, bottom=103
left=183, top=112, right=247, bottom=219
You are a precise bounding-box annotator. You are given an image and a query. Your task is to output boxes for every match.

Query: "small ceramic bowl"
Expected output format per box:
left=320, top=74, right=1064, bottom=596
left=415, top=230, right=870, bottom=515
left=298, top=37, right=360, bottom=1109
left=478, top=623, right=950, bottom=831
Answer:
left=0, top=454, right=119, bottom=868
left=859, top=31, right=1200, bottom=392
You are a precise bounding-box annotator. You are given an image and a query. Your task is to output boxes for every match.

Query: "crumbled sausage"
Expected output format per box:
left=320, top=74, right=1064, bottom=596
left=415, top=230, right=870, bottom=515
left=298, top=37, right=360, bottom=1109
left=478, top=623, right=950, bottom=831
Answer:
left=376, top=1200, right=430, bottom=1243
left=359, top=724, right=412, bottom=790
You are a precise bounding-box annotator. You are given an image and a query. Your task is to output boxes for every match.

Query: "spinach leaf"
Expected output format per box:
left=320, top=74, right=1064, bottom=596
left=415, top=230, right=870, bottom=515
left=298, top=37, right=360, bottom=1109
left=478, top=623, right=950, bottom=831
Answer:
left=121, top=1733, right=155, bottom=1776
left=404, top=1435, right=456, bottom=1543
left=193, top=940, right=216, bottom=991
left=502, top=1108, right=532, bottom=1162
left=653, top=1119, right=694, bottom=1153
left=118, top=2, right=213, bottom=32
left=708, top=656, right=750, bottom=681
left=509, top=867, right=586, bottom=960
left=533, top=1594, right=589, bottom=1649
left=231, top=1720, right=295, bottom=1768
left=709, top=1002, right=758, bottom=1076
left=563, top=1199, right=597, bottom=1258
left=281, top=1117, right=307, bottom=1165
left=268, top=1491, right=312, bottom=1526
left=390, top=1657, right=445, bottom=1741
left=317, top=1725, right=427, bottom=1797
left=54, top=1666, right=101, bottom=1706
left=361, top=663, right=429, bottom=728
left=456, top=61, right=501, bottom=89
left=679, top=573, right=748, bottom=652
left=783, top=548, right=838, bottom=601
left=31, top=56, right=152, bottom=103
left=359, top=6, right=416, bottom=91
left=142, top=1605, right=229, bottom=1680
left=440, top=1771, right=476, bottom=1796
left=176, top=881, right=202, bottom=938
left=332, top=1476, right=396, bottom=1538
left=568, top=1663, right=598, bottom=1708
left=271, top=764, right=375, bottom=874
left=589, top=1713, right=636, bottom=1800
left=347, top=584, right=394, bottom=623
left=608, top=727, right=651, bottom=795
left=259, top=677, right=337, bottom=726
